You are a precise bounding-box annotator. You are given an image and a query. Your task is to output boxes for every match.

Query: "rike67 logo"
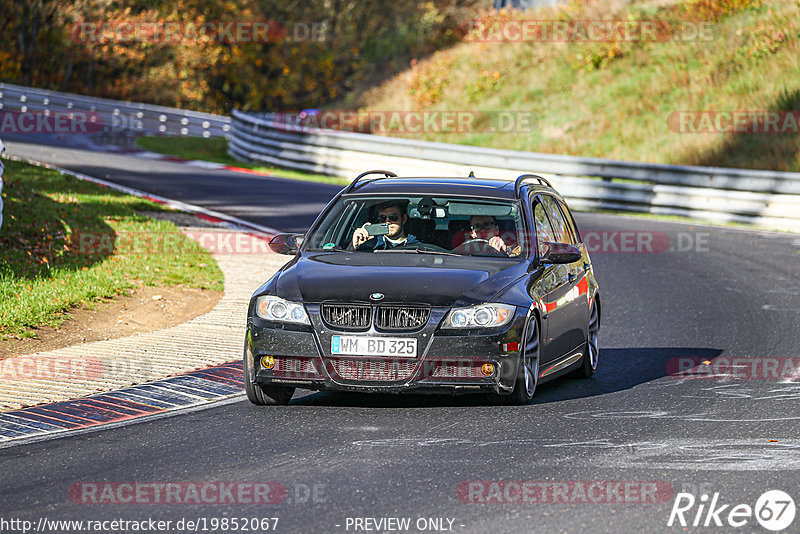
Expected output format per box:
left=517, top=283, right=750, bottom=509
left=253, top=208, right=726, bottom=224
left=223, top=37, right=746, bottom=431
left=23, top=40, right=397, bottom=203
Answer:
left=668, top=490, right=796, bottom=531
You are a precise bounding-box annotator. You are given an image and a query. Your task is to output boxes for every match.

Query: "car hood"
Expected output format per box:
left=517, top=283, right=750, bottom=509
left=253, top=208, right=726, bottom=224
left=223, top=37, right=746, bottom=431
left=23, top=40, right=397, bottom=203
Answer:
left=273, top=252, right=526, bottom=307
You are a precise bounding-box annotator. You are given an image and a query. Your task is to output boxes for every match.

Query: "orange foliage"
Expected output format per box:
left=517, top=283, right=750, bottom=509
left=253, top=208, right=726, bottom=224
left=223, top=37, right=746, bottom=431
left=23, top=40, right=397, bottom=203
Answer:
left=0, top=0, right=481, bottom=114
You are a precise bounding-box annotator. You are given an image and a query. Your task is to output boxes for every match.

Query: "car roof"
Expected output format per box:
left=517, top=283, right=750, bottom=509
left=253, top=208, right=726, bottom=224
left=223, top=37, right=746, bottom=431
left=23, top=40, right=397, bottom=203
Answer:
left=342, top=176, right=560, bottom=200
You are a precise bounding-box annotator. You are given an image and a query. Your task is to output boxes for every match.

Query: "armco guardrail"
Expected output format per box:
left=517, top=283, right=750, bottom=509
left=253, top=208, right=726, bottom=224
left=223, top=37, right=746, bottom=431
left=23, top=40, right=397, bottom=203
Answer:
left=229, top=109, right=800, bottom=231
left=0, top=83, right=230, bottom=139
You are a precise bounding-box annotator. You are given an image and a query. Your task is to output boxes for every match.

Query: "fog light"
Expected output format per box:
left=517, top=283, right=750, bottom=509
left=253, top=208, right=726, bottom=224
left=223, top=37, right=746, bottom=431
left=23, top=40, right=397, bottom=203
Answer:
left=480, top=363, right=496, bottom=376
left=261, top=355, right=275, bottom=370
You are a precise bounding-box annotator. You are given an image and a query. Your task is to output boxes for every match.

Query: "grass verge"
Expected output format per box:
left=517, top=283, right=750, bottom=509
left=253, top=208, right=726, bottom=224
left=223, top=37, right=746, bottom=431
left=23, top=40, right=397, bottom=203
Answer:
left=135, top=136, right=350, bottom=186
left=0, top=158, right=224, bottom=339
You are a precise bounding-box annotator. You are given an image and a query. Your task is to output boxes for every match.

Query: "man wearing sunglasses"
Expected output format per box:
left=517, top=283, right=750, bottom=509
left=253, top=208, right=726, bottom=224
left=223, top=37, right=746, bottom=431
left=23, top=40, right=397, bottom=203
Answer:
left=468, top=215, right=520, bottom=256
left=351, top=200, right=420, bottom=251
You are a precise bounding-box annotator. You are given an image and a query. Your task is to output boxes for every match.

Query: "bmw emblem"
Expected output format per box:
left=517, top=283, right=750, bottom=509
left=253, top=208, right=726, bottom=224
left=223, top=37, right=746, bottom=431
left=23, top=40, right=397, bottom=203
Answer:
left=370, top=292, right=384, bottom=301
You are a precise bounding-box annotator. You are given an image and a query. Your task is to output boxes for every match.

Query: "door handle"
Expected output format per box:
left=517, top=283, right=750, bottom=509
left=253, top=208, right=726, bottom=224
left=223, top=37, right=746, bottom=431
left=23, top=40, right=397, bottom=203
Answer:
left=568, top=272, right=576, bottom=283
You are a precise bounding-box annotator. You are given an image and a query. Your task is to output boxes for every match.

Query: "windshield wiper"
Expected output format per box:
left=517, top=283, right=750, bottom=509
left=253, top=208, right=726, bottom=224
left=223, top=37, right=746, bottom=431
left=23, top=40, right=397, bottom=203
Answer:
left=412, top=249, right=460, bottom=256
left=309, top=246, right=352, bottom=252
left=375, top=248, right=460, bottom=256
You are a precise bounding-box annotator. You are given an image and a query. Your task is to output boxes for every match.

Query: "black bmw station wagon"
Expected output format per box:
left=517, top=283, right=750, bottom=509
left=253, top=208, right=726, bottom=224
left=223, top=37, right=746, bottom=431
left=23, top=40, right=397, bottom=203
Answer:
left=244, top=171, right=600, bottom=405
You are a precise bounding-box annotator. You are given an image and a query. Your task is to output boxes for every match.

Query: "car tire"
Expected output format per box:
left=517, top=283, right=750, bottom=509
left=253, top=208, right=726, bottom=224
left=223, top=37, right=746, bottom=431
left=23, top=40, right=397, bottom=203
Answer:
left=576, top=301, right=599, bottom=378
left=243, top=344, right=295, bottom=406
left=490, top=315, right=539, bottom=405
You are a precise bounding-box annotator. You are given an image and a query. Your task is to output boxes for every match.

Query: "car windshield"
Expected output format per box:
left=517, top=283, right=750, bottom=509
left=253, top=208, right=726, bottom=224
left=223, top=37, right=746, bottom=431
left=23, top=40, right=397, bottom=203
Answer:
left=305, top=195, right=527, bottom=258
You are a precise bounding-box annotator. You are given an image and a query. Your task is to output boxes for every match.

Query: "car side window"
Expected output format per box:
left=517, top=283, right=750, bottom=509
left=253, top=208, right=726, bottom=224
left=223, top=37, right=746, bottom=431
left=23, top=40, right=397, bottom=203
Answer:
left=541, top=195, right=570, bottom=244
left=533, top=201, right=557, bottom=256
left=555, top=198, right=581, bottom=245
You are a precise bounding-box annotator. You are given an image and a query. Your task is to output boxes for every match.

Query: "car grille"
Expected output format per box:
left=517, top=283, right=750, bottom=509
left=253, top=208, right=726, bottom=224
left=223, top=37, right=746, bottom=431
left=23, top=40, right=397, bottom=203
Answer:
left=375, top=306, right=430, bottom=330
left=321, top=304, right=430, bottom=330
left=321, top=304, right=371, bottom=328
left=330, top=359, right=416, bottom=381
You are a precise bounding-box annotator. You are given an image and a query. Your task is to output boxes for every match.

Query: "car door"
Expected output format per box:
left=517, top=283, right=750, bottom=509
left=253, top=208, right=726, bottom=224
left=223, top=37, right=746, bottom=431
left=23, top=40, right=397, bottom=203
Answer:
left=531, top=197, right=573, bottom=365
left=540, top=195, right=590, bottom=356
left=556, top=194, right=593, bottom=308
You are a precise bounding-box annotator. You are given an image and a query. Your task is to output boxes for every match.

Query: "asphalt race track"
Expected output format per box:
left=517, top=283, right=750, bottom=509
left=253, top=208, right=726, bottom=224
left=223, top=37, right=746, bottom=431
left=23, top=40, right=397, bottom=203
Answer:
left=2, top=132, right=800, bottom=533
left=3, top=135, right=342, bottom=232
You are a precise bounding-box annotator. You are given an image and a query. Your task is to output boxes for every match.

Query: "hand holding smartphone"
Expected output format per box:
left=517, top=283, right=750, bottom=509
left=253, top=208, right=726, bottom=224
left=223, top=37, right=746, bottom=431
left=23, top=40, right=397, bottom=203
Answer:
left=366, top=223, right=390, bottom=236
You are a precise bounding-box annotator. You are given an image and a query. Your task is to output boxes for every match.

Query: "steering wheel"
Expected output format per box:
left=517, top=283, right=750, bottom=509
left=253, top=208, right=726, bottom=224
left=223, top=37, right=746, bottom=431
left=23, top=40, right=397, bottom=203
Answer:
left=461, top=238, right=490, bottom=247
left=453, top=238, right=504, bottom=255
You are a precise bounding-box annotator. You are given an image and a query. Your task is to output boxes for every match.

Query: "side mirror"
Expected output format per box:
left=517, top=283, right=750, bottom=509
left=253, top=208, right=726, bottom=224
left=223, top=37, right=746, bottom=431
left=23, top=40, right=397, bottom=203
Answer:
left=269, top=233, right=304, bottom=255
left=540, top=242, right=581, bottom=264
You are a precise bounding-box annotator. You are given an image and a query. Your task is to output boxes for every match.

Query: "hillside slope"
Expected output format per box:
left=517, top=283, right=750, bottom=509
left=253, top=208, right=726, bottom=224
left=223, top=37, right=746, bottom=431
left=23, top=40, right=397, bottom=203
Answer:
left=355, top=0, right=800, bottom=172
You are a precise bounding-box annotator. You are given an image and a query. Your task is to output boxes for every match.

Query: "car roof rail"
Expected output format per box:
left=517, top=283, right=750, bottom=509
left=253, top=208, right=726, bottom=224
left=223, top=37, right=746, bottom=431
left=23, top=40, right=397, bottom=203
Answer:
left=514, top=174, right=553, bottom=198
left=344, top=170, right=398, bottom=193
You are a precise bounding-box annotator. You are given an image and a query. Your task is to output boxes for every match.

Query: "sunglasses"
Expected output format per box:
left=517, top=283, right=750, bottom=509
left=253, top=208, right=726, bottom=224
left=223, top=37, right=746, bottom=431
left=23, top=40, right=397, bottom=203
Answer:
left=376, top=213, right=401, bottom=222
left=471, top=222, right=497, bottom=231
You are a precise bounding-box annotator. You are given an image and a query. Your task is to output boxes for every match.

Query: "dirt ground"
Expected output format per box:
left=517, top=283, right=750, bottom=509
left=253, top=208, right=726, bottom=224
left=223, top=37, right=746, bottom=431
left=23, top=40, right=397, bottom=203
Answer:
left=0, top=285, right=222, bottom=359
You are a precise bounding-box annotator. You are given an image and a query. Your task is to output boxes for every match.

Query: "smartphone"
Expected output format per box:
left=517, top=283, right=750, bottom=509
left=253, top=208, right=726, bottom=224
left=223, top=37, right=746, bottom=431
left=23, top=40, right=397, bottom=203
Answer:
left=366, top=223, right=390, bottom=236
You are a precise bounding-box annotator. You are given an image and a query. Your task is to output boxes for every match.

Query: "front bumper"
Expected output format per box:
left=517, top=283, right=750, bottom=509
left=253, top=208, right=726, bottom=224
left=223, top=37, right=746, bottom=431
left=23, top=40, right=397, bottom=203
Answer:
left=245, top=308, right=526, bottom=395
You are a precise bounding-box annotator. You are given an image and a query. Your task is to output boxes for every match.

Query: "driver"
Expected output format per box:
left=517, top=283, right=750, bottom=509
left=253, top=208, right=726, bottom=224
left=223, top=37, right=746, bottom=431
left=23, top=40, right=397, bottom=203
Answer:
left=351, top=200, right=420, bottom=251
left=469, top=215, right=520, bottom=256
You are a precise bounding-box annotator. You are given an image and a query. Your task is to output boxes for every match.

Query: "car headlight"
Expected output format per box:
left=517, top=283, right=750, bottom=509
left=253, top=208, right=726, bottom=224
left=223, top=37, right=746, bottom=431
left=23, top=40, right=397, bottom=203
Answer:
left=255, top=296, right=310, bottom=324
left=442, top=303, right=515, bottom=329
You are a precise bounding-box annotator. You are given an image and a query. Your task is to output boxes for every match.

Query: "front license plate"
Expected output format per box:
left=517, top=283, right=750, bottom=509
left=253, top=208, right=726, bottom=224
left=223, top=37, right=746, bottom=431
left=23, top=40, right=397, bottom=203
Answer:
left=331, top=336, right=417, bottom=357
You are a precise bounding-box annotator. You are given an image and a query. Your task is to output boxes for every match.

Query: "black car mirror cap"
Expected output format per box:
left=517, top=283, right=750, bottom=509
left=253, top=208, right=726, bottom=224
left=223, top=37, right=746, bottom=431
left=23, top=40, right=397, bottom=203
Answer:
left=269, top=233, right=304, bottom=255
left=540, top=242, right=582, bottom=264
